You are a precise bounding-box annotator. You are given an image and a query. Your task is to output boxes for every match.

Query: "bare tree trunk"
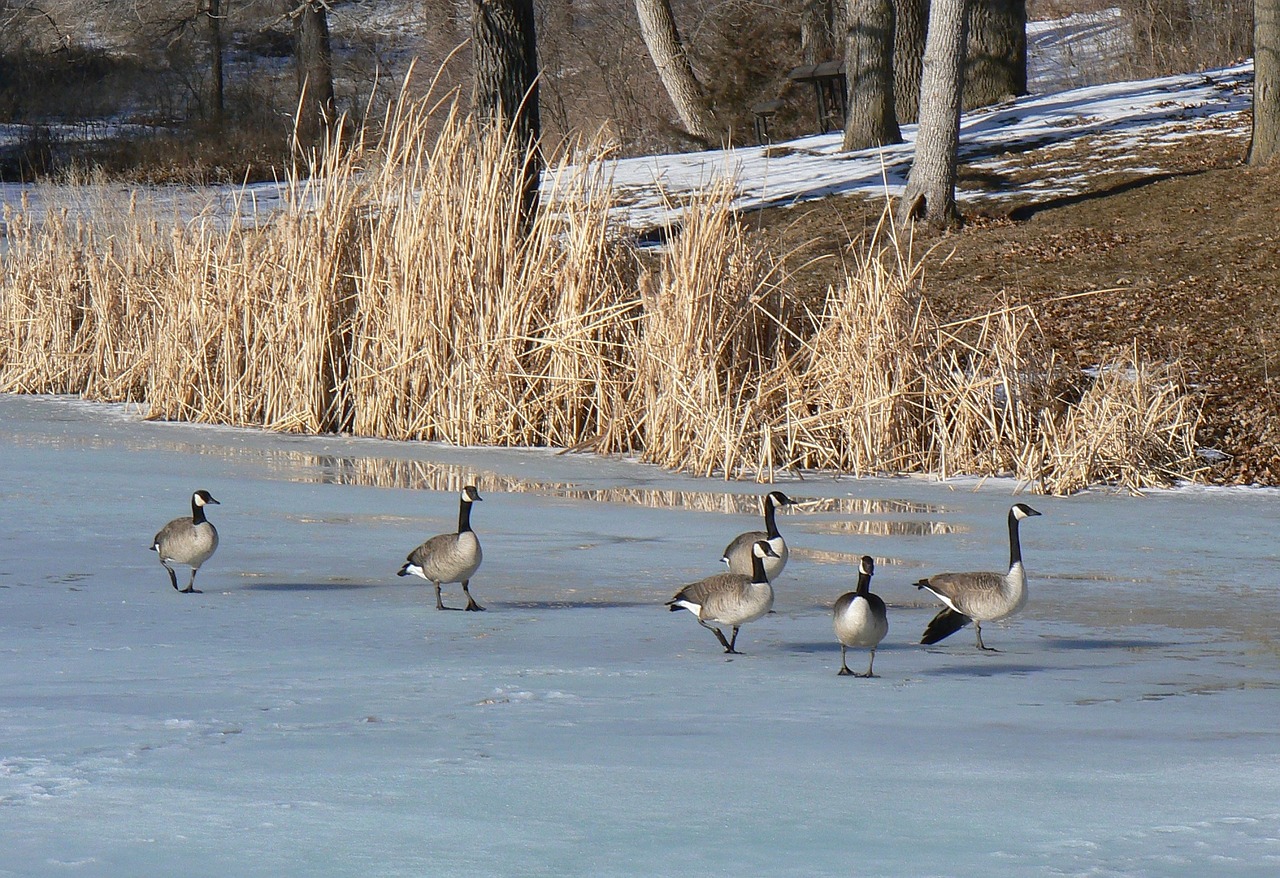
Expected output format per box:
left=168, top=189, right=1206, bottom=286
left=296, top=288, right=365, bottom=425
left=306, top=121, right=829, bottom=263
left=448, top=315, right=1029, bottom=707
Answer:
left=894, top=0, right=928, bottom=123
left=634, top=0, right=719, bottom=143
left=471, top=0, right=542, bottom=221
left=843, top=0, right=902, bottom=150
left=294, top=0, right=336, bottom=148
left=205, top=0, right=224, bottom=128
left=1251, top=0, right=1280, bottom=165
left=801, top=0, right=838, bottom=64
left=897, top=0, right=968, bottom=228
left=965, top=0, right=1025, bottom=108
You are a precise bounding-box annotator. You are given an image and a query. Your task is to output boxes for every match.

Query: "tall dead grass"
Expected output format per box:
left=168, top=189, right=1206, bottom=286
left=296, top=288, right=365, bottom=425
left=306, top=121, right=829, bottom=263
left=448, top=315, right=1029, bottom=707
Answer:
left=0, top=88, right=1204, bottom=494
left=636, top=178, right=786, bottom=477
left=780, top=223, right=926, bottom=476
left=1037, top=351, right=1204, bottom=494
left=347, top=97, right=641, bottom=450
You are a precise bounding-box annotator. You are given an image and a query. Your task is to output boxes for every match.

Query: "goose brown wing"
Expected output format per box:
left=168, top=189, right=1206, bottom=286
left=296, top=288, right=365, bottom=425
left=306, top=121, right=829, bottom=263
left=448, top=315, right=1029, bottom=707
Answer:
left=916, top=571, right=1005, bottom=616
left=406, top=532, right=455, bottom=566
left=669, top=572, right=751, bottom=609
left=721, top=531, right=766, bottom=573
left=152, top=517, right=184, bottom=551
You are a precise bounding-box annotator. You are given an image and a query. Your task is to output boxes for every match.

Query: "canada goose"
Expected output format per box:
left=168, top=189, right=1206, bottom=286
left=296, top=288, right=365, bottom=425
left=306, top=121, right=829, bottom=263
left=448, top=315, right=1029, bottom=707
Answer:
left=721, top=490, right=794, bottom=581
left=398, top=485, right=485, bottom=611
left=151, top=490, right=220, bottom=594
left=668, top=540, right=779, bottom=655
left=833, top=555, right=888, bottom=677
left=916, top=503, right=1042, bottom=651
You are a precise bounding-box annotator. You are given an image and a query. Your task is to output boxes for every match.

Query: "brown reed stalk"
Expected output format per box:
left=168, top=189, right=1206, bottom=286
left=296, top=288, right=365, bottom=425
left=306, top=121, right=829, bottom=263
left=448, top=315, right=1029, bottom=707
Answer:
left=779, top=213, right=927, bottom=475
left=919, top=299, right=1058, bottom=482
left=1036, top=347, right=1204, bottom=494
left=345, top=91, right=642, bottom=449
left=0, top=80, right=1208, bottom=495
left=0, top=200, right=93, bottom=394
left=635, top=177, right=785, bottom=479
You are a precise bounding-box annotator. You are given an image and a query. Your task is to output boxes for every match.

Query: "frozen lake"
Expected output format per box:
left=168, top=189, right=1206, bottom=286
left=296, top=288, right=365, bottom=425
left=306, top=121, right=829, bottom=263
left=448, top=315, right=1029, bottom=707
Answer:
left=1, top=393, right=1277, bottom=876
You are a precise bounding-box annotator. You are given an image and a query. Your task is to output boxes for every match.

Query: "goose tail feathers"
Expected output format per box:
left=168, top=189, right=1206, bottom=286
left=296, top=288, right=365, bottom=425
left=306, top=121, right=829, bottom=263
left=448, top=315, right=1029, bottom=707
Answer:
left=921, top=607, right=972, bottom=645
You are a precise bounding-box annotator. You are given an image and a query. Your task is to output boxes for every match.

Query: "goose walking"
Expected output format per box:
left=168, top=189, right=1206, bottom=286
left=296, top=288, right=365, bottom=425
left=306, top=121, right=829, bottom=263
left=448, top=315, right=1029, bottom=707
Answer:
left=916, top=503, right=1042, bottom=651
left=151, top=490, right=220, bottom=594
left=669, top=540, right=779, bottom=655
left=398, top=485, right=485, bottom=611
left=721, top=491, right=794, bottom=582
left=833, top=555, right=888, bottom=677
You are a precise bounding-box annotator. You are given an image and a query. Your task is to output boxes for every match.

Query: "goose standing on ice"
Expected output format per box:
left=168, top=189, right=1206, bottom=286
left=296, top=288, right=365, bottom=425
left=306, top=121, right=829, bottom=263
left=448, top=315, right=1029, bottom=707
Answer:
left=669, top=540, right=779, bottom=655
left=916, top=503, right=1042, bottom=651
left=833, top=555, right=888, bottom=677
left=721, top=490, right=794, bottom=581
left=151, top=490, right=220, bottom=594
left=398, top=485, right=485, bottom=611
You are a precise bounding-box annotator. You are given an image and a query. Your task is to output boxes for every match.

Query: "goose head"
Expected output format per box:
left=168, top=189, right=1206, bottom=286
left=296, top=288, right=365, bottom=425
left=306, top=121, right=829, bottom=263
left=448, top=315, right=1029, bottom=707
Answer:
left=765, top=491, right=795, bottom=510
left=1011, top=503, right=1041, bottom=520
left=462, top=485, right=483, bottom=503
left=752, top=540, right=781, bottom=560
left=193, top=490, right=220, bottom=507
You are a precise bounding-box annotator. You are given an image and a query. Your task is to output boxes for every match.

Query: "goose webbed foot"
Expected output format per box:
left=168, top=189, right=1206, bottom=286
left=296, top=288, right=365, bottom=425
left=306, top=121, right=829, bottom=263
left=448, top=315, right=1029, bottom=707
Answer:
left=180, top=586, right=202, bottom=594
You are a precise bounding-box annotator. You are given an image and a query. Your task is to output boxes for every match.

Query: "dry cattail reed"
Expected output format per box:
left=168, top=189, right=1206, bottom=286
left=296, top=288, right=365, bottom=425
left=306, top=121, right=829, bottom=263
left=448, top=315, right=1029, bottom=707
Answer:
left=780, top=221, right=926, bottom=476
left=1036, top=348, right=1204, bottom=494
left=0, top=85, right=1209, bottom=495
left=635, top=177, right=784, bottom=479
left=920, top=300, right=1057, bottom=481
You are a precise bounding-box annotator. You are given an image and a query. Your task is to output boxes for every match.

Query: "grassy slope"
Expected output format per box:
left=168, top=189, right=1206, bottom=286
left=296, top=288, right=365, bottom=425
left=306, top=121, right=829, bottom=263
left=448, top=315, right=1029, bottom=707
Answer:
left=748, top=117, right=1280, bottom=486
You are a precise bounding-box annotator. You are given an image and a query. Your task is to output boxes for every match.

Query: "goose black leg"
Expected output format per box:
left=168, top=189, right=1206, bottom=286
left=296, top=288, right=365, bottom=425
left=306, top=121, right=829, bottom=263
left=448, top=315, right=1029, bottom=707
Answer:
left=975, top=623, right=998, bottom=652
left=434, top=582, right=454, bottom=611
left=838, top=645, right=853, bottom=676
left=700, top=621, right=734, bottom=653
left=164, top=564, right=180, bottom=592
left=462, top=580, right=485, bottom=611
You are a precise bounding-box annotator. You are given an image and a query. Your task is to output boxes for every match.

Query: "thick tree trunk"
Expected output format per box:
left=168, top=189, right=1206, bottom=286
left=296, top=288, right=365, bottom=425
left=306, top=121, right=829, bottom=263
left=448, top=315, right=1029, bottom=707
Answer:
left=965, top=0, right=1026, bottom=108
left=1251, top=0, right=1280, bottom=165
left=897, top=0, right=968, bottom=228
left=894, top=0, right=928, bottom=124
left=206, top=0, right=224, bottom=128
left=842, top=0, right=902, bottom=150
left=294, top=0, right=336, bottom=148
left=801, top=0, right=838, bottom=64
left=634, top=0, right=720, bottom=143
left=471, top=0, right=542, bottom=220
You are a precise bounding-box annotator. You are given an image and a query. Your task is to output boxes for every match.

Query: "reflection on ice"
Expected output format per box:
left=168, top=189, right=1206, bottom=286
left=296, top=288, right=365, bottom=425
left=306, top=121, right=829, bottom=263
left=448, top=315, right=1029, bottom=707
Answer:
left=798, top=518, right=966, bottom=537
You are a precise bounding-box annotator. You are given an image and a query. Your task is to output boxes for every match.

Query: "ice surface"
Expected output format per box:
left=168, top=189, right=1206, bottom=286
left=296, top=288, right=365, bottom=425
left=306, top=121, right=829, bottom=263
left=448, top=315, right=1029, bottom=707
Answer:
left=1, top=394, right=1277, bottom=877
